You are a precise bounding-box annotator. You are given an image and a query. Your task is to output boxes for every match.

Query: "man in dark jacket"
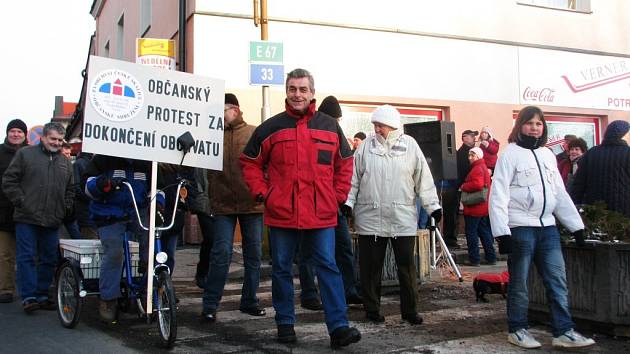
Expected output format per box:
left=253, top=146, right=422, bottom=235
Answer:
left=72, top=152, right=98, bottom=238
left=240, top=69, right=361, bottom=348
left=0, top=119, right=28, bottom=304
left=571, top=120, right=630, bottom=217
left=2, top=122, right=74, bottom=313
left=202, top=93, right=266, bottom=322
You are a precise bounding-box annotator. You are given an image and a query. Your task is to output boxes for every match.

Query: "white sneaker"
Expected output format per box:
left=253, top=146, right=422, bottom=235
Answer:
left=507, top=329, right=542, bottom=349
left=552, top=329, right=596, bottom=348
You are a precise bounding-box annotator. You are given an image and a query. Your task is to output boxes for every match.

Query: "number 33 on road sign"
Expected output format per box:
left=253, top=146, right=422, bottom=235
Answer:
left=249, top=64, right=284, bottom=86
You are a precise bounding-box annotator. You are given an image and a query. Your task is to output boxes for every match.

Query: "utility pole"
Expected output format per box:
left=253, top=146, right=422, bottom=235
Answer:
left=254, top=0, right=271, bottom=122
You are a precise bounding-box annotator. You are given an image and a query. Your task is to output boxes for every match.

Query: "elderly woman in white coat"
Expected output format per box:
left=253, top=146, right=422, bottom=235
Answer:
left=343, top=105, right=442, bottom=325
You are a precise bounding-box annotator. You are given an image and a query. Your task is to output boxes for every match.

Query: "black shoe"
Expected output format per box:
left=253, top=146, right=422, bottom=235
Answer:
left=402, top=313, right=424, bottom=325
left=464, top=261, right=481, bottom=267
left=445, top=242, right=460, bottom=249
left=485, top=260, right=497, bottom=266
left=23, top=299, right=39, bottom=314
left=277, top=324, right=297, bottom=343
left=301, top=298, right=323, bottom=311
left=330, top=326, right=361, bottom=349
left=366, top=311, right=385, bottom=323
left=38, top=299, right=56, bottom=311
left=202, top=310, right=216, bottom=323
left=0, top=293, right=14, bottom=303
left=240, top=306, right=266, bottom=316
left=346, top=293, right=363, bottom=305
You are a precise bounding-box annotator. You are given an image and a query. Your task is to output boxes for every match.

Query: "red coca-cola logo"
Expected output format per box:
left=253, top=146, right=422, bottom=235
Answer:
left=523, top=86, right=556, bottom=102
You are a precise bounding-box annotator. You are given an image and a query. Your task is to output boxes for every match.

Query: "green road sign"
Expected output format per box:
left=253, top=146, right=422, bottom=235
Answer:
left=249, top=41, right=283, bottom=63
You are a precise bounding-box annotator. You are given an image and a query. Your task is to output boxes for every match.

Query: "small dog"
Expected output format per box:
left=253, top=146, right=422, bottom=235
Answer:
left=473, top=271, right=509, bottom=302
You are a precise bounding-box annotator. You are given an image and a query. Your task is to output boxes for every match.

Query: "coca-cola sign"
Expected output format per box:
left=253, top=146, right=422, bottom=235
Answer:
left=522, top=86, right=556, bottom=103
left=519, top=47, right=630, bottom=111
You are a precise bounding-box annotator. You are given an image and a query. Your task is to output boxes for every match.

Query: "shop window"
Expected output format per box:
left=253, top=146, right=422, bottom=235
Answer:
left=338, top=102, right=443, bottom=140
left=517, top=0, right=591, bottom=13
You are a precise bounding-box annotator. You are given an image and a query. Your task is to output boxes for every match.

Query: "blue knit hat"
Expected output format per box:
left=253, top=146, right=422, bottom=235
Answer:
left=604, top=120, right=630, bottom=141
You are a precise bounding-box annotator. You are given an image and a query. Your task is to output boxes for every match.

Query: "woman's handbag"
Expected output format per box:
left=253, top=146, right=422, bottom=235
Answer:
left=461, top=187, right=488, bottom=206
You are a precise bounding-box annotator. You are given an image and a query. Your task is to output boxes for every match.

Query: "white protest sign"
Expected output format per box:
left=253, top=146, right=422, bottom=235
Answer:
left=83, top=55, right=225, bottom=170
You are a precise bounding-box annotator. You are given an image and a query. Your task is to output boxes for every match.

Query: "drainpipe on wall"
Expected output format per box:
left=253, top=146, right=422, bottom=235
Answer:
left=179, top=0, right=186, bottom=72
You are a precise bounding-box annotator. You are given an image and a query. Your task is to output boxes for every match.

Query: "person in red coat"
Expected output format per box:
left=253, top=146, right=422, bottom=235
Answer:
left=461, top=147, right=496, bottom=266
left=479, top=126, right=500, bottom=174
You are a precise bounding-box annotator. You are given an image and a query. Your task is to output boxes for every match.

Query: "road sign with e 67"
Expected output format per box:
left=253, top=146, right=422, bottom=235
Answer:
left=249, top=41, right=283, bottom=63
left=249, top=64, right=284, bottom=85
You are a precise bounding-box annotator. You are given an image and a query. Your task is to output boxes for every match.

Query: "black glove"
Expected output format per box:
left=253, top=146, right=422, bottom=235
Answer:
left=572, top=229, right=586, bottom=247
left=496, top=235, right=512, bottom=254
left=430, top=208, right=442, bottom=224
left=255, top=192, right=265, bottom=203
left=96, top=176, right=113, bottom=194
left=340, top=204, right=353, bottom=217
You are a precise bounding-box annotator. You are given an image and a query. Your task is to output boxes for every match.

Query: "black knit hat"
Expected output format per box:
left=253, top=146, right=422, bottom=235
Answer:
left=225, top=93, right=239, bottom=107
left=604, top=120, right=630, bottom=141
left=6, top=119, right=27, bottom=135
left=318, top=96, right=342, bottom=119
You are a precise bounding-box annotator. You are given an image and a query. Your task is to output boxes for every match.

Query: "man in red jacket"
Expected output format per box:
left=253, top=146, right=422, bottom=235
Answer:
left=240, top=68, right=360, bottom=349
left=461, top=147, right=496, bottom=266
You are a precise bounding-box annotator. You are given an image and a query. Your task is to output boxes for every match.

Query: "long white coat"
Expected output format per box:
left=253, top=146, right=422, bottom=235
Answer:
left=346, top=130, right=441, bottom=237
left=489, top=143, right=584, bottom=237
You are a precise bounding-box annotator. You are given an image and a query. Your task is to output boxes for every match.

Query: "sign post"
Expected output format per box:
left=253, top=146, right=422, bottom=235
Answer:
left=83, top=55, right=224, bottom=314
left=135, top=38, right=175, bottom=316
left=249, top=40, right=284, bottom=122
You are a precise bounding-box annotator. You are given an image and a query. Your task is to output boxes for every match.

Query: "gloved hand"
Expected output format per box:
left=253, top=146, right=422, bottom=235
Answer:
left=255, top=192, right=265, bottom=203
left=430, top=208, right=442, bottom=224
left=496, top=235, right=512, bottom=254
left=340, top=204, right=353, bottom=218
left=572, top=229, right=586, bottom=247
left=96, top=176, right=113, bottom=194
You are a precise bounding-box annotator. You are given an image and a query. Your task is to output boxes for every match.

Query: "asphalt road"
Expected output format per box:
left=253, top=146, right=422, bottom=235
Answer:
left=2, top=249, right=629, bottom=354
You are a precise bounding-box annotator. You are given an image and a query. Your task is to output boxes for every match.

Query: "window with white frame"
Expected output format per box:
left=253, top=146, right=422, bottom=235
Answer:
left=140, top=0, right=151, bottom=37
left=116, top=14, right=124, bottom=59
left=103, top=40, right=110, bottom=58
left=518, top=0, right=591, bottom=12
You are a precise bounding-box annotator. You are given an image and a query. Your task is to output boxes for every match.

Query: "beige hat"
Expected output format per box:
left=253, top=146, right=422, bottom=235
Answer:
left=470, top=147, right=484, bottom=159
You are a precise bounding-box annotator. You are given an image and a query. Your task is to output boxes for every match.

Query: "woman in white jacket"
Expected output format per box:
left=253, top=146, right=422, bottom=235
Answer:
left=489, top=106, right=594, bottom=349
left=344, top=105, right=441, bottom=325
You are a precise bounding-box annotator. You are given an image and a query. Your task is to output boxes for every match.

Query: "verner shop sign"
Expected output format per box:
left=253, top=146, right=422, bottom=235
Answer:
left=519, top=47, right=630, bottom=111
left=84, top=56, right=225, bottom=170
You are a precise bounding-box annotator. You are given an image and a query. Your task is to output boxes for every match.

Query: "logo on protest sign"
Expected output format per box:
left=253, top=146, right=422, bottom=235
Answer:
left=89, top=69, right=144, bottom=122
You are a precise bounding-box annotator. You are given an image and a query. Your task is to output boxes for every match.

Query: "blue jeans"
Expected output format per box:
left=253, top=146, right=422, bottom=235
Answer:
left=335, top=212, right=360, bottom=298
left=15, top=224, right=59, bottom=303
left=416, top=200, right=429, bottom=229
left=97, top=212, right=147, bottom=301
left=464, top=215, right=496, bottom=264
left=160, top=232, right=178, bottom=273
left=299, top=212, right=360, bottom=301
left=507, top=226, right=574, bottom=336
left=270, top=227, right=348, bottom=333
left=203, top=214, right=263, bottom=312
left=297, top=239, right=318, bottom=302
left=64, top=220, right=83, bottom=240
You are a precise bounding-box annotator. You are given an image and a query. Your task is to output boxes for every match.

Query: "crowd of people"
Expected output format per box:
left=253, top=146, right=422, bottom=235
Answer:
left=1, top=67, right=628, bottom=349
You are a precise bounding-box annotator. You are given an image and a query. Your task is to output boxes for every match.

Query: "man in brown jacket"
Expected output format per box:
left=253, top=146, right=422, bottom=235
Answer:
left=201, top=93, right=265, bottom=322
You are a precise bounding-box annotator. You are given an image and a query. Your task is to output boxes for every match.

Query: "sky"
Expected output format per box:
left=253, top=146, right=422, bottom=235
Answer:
left=0, top=2, right=95, bottom=134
